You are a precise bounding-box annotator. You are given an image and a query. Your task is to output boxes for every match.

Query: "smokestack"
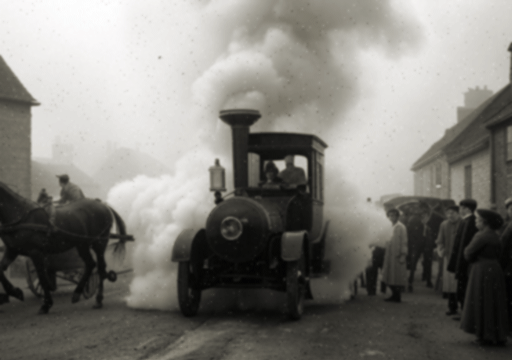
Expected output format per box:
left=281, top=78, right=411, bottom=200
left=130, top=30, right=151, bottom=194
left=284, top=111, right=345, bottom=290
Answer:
left=509, top=43, right=512, bottom=100
left=219, top=109, right=261, bottom=191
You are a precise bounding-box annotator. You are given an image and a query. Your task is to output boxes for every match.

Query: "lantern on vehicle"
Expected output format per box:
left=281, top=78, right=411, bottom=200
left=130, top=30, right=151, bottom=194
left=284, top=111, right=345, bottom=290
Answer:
left=209, top=158, right=226, bottom=192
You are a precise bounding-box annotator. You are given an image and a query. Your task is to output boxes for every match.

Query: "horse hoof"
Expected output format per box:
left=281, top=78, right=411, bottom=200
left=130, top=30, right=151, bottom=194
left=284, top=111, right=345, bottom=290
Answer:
left=107, top=270, right=117, bottom=282
left=71, top=293, right=81, bottom=303
left=13, top=288, right=24, bottom=302
left=92, top=303, right=103, bottom=309
left=38, top=306, right=50, bottom=315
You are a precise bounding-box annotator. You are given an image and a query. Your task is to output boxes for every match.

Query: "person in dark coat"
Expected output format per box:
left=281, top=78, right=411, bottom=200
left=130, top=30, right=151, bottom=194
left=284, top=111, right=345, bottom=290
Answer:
left=407, top=202, right=443, bottom=291
left=55, top=174, right=85, bottom=204
left=447, top=199, right=478, bottom=314
left=499, top=197, right=512, bottom=330
left=460, top=209, right=509, bottom=346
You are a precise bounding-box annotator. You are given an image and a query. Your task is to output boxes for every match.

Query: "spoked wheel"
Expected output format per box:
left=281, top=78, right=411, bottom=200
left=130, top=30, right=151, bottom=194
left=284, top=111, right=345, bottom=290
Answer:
left=82, top=271, right=100, bottom=300
left=25, top=259, right=56, bottom=298
left=286, top=251, right=306, bottom=320
left=177, top=261, right=201, bottom=317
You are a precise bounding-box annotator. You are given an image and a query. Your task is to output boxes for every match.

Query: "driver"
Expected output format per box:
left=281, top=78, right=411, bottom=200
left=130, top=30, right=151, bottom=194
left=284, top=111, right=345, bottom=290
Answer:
left=260, top=161, right=283, bottom=189
left=278, top=155, right=307, bottom=187
left=55, top=174, right=85, bottom=205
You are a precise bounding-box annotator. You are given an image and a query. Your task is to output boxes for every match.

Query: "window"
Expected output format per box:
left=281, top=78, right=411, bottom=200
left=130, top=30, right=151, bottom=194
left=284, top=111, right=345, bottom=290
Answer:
left=248, top=153, right=260, bottom=187
left=314, top=152, right=324, bottom=201
left=435, top=163, right=442, bottom=188
left=464, top=165, right=472, bottom=198
left=507, top=126, right=512, bottom=161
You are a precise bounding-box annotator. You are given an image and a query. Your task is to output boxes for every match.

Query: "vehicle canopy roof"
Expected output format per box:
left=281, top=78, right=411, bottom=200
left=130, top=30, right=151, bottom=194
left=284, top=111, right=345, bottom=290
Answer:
left=248, top=132, right=327, bottom=159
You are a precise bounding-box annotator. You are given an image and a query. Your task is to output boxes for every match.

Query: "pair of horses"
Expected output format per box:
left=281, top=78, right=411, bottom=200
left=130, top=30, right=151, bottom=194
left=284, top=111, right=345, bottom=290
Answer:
left=0, top=181, right=131, bottom=314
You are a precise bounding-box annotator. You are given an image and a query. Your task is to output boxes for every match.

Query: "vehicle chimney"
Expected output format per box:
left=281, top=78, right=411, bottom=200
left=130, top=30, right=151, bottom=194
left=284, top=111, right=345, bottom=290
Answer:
left=219, top=109, right=261, bottom=192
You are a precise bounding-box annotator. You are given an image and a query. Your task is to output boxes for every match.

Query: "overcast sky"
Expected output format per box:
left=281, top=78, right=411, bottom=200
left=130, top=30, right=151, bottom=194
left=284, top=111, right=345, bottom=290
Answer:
left=1, top=1, right=511, bottom=200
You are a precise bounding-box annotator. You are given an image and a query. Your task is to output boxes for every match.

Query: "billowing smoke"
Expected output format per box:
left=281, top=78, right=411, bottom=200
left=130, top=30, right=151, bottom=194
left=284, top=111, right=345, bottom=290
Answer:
left=108, top=0, right=421, bottom=310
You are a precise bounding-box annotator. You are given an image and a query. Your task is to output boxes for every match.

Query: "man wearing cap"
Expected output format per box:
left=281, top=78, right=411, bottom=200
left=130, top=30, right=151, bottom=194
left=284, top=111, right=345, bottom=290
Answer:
left=447, top=199, right=478, bottom=315
left=55, top=174, right=85, bottom=205
left=499, top=197, right=512, bottom=330
left=278, top=155, right=307, bottom=187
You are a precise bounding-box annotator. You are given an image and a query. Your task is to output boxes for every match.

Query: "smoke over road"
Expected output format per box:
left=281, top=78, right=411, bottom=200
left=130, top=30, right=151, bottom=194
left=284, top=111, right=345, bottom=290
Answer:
left=107, top=0, right=421, bottom=311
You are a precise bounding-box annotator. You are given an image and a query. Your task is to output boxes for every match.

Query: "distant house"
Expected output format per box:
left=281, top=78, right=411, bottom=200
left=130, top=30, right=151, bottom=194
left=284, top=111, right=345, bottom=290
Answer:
left=412, top=43, right=512, bottom=212
left=93, top=147, right=170, bottom=197
left=32, top=160, right=102, bottom=201
left=0, top=56, right=39, bottom=198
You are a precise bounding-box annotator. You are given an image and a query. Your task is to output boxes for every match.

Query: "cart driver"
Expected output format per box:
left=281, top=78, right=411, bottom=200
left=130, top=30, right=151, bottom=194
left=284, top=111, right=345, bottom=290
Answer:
left=55, top=174, right=85, bottom=205
left=278, top=155, right=307, bottom=188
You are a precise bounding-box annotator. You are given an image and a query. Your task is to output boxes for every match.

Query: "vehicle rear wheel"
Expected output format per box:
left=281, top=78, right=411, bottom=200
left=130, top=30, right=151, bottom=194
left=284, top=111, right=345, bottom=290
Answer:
left=177, top=261, right=201, bottom=317
left=286, top=252, right=306, bottom=320
left=82, top=271, right=99, bottom=299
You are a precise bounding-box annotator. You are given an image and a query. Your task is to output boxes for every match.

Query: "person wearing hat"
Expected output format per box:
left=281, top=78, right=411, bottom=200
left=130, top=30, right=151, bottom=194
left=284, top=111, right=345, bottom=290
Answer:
left=447, top=199, right=479, bottom=315
left=55, top=174, right=85, bottom=205
left=435, top=205, right=461, bottom=316
left=499, top=197, right=512, bottom=331
left=381, top=208, right=408, bottom=302
left=460, top=209, right=509, bottom=346
left=259, top=161, right=283, bottom=189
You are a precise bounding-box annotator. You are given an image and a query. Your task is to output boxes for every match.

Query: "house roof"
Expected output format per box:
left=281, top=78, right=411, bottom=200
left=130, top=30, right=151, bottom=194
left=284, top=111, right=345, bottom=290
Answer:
left=0, top=56, right=39, bottom=105
left=445, top=84, right=511, bottom=163
left=411, top=85, right=509, bottom=170
left=485, top=101, right=512, bottom=128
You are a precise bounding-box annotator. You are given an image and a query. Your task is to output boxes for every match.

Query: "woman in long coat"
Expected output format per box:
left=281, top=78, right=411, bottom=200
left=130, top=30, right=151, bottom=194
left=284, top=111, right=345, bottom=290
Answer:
left=382, top=208, right=408, bottom=302
left=460, top=209, right=509, bottom=346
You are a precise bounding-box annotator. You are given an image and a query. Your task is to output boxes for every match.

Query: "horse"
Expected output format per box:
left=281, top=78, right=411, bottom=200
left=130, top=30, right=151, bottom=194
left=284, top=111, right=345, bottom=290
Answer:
left=0, top=181, right=131, bottom=314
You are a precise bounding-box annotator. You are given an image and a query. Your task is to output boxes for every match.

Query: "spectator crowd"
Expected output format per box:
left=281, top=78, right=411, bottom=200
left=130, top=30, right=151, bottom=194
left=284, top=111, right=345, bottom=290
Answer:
left=366, top=197, right=512, bottom=347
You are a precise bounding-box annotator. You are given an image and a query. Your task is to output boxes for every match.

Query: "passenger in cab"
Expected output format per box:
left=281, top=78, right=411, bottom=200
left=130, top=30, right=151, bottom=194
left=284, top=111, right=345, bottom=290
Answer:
left=55, top=174, right=85, bottom=205
left=260, top=161, right=283, bottom=189
left=278, top=155, right=307, bottom=187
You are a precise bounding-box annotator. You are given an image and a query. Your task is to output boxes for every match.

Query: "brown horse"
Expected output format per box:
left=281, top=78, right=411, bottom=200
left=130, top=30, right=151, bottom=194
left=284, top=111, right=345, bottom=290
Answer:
left=0, top=181, right=130, bottom=314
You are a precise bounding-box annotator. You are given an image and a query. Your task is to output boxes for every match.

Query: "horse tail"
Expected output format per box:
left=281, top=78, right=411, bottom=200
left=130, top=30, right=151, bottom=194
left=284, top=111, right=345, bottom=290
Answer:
left=109, top=207, right=128, bottom=261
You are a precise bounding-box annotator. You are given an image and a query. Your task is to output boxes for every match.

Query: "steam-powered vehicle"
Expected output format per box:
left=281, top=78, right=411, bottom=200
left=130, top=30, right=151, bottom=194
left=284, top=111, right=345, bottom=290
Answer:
left=171, top=109, right=330, bottom=320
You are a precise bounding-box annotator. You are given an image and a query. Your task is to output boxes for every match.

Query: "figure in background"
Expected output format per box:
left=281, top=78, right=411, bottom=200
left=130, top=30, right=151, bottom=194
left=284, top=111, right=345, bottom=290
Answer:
left=382, top=208, right=408, bottom=302
left=435, top=205, right=461, bottom=316
left=55, top=174, right=85, bottom=205
left=278, top=155, right=307, bottom=187
left=408, top=202, right=444, bottom=290
left=447, top=199, right=478, bottom=316
left=460, top=209, right=508, bottom=346
left=366, top=239, right=386, bottom=296
left=406, top=209, right=424, bottom=292
left=36, top=188, right=51, bottom=205
left=499, top=197, right=512, bottom=331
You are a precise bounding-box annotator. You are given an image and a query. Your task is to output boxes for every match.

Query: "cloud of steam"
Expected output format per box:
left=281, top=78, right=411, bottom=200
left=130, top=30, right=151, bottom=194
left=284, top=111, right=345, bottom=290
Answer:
left=108, top=0, right=421, bottom=311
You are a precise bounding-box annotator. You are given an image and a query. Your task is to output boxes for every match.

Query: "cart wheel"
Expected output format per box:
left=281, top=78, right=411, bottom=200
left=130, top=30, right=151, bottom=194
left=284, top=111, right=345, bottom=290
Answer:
left=177, top=261, right=201, bottom=317
left=83, top=271, right=99, bottom=300
left=107, top=270, right=117, bottom=282
left=25, top=259, right=44, bottom=298
left=286, top=252, right=306, bottom=320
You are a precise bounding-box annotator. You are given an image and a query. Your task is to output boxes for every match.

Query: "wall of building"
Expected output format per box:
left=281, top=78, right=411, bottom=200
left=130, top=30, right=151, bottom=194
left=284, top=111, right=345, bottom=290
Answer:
left=413, top=156, right=450, bottom=198
left=450, top=148, right=490, bottom=208
left=0, top=100, right=31, bottom=198
left=492, top=121, right=512, bottom=214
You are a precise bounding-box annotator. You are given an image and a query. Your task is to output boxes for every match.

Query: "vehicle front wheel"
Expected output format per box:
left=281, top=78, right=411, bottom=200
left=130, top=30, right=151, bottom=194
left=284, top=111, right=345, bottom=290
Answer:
left=286, top=252, right=306, bottom=320
left=177, top=261, right=202, bottom=317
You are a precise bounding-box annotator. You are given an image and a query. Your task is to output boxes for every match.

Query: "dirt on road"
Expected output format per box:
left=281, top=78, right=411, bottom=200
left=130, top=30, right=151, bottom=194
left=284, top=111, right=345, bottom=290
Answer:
left=0, top=272, right=511, bottom=360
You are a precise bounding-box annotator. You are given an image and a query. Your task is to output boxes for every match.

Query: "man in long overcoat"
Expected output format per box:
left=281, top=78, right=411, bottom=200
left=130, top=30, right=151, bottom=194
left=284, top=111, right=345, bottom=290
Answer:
left=382, top=208, right=408, bottom=302
left=447, top=199, right=478, bottom=313
left=499, top=197, right=512, bottom=330
left=435, top=205, right=461, bottom=315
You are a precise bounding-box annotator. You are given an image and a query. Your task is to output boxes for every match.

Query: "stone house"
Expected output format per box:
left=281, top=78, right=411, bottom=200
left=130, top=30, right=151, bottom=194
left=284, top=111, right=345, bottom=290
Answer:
left=0, top=56, right=39, bottom=198
left=412, top=43, right=512, bottom=212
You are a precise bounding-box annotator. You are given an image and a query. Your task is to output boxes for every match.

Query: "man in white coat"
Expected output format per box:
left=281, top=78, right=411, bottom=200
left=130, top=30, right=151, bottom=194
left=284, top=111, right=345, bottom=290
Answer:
left=382, top=208, right=408, bottom=302
left=435, top=205, right=461, bottom=316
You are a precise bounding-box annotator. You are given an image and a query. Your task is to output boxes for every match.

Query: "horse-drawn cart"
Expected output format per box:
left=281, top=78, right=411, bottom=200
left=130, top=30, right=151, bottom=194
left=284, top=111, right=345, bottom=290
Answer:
left=25, top=249, right=101, bottom=299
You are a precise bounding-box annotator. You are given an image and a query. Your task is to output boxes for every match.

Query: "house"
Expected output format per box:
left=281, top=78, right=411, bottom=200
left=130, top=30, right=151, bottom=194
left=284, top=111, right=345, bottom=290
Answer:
left=31, top=159, right=102, bottom=201
left=92, top=147, right=171, bottom=197
left=0, top=56, right=39, bottom=198
left=412, top=43, right=512, bottom=211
